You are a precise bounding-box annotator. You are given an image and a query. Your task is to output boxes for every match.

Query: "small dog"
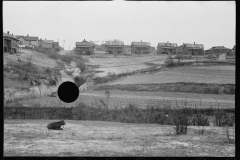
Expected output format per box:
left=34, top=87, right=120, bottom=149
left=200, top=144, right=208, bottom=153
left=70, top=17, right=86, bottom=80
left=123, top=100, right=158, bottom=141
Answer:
left=47, top=120, right=66, bottom=130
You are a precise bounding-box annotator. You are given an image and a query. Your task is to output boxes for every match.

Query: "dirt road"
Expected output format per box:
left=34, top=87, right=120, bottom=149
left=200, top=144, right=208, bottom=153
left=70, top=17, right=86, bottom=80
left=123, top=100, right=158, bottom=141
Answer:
left=4, top=120, right=235, bottom=156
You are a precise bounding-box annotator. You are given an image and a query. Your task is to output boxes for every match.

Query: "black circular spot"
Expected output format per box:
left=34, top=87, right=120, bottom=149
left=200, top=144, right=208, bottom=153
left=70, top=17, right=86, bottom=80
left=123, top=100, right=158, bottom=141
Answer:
left=58, top=81, right=79, bottom=103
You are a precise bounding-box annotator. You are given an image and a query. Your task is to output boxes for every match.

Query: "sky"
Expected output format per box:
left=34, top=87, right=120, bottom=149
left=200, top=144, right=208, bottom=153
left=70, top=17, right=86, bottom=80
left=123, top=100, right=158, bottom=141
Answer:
left=3, top=1, right=235, bottom=50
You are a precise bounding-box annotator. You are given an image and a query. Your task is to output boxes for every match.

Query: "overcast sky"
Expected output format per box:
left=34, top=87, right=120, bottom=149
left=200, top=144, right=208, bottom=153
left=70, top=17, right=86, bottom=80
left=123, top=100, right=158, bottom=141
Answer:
left=3, top=1, right=235, bottom=50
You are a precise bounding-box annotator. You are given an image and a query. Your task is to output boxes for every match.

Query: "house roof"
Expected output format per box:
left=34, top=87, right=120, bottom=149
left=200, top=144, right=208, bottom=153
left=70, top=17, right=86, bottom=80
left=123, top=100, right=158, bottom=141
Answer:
left=131, top=41, right=150, bottom=47
left=185, top=43, right=204, bottom=49
left=76, top=42, right=94, bottom=46
left=53, top=42, right=59, bottom=45
left=158, top=42, right=178, bottom=47
left=18, top=36, right=38, bottom=41
left=105, top=41, right=124, bottom=46
left=41, top=40, right=54, bottom=44
left=76, top=39, right=95, bottom=46
left=212, top=46, right=231, bottom=50
left=3, top=32, right=19, bottom=41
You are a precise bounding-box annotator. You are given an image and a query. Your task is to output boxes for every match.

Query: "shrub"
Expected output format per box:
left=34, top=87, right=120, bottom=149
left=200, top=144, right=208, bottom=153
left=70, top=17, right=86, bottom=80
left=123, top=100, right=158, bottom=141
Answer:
left=170, top=107, right=192, bottom=135
left=213, top=110, right=234, bottom=127
left=164, top=56, right=174, bottom=67
left=175, top=54, right=183, bottom=62
left=187, top=54, right=192, bottom=59
left=60, top=55, right=72, bottom=64
left=48, top=52, right=60, bottom=60
left=77, top=61, right=86, bottom=73
left=35, top=46, right=47, bottom=54
left=74, top=76, right=86, bottom=87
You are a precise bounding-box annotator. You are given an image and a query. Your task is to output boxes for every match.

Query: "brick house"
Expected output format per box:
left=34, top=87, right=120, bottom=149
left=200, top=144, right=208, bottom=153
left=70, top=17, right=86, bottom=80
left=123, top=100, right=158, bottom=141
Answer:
left=16, top=34, right=39, bottom=46
left=105, top=40, right=124, bottom=54
left=3, top=31, right=19, bottom=53
left=75, top=39, right=95, bottom=55
left=176, top=42, right=204, bottom=55
left=131, top=41, right=151, bottom=54
left=157, top=42, right=178, bottom=54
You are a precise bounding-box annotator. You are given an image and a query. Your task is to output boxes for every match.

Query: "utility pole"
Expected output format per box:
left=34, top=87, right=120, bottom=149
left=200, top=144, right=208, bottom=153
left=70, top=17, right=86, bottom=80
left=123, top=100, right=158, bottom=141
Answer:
left=63, top=40, right=65, bottom=50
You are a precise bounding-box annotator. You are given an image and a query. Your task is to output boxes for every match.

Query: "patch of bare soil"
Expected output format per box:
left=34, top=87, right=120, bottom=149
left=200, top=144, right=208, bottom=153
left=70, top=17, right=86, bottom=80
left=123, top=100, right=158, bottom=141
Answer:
left=4, top=120, right=235, bottom=157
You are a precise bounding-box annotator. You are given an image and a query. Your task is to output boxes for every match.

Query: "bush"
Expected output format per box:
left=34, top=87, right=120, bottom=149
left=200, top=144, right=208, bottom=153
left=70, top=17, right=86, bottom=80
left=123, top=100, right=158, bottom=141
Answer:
left=213, top=110, right=234, bottom=127
left=175, top=54, right=183, bottom=62
left=48, top=52, right=60, bottom=60
left=59, top=55, right=72, bottom=64
left=35, top=46, right=47, bottom=54
left=77, top=61, right=86, bottom=73
left=170, top=107, right=192, bottom=134
left=164, top=56, right=174, bottom=67
left=187, top=54, right=192, bottom=59
left=74, top=76, right=86, bottom=87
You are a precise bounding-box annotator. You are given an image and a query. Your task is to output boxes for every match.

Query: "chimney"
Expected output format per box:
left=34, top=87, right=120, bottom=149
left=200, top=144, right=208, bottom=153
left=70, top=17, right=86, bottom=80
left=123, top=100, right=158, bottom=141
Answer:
left=167, top=41, right=169, bottom=43
left=141, top=40, right=142, bottom=42
left=45, top=38, right=46, bottom=40
left=194, top=42, right=195, bottom=44
left=7, top=31, right=9, bottom=34
left=12, top=33, right=13, bottom=36
left=27, top=34, right=29, bottom=37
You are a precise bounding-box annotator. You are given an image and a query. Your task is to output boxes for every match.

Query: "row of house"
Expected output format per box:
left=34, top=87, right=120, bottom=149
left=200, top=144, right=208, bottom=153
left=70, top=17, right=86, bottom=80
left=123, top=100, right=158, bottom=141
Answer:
left=3, top=31, right=63, bottom=53
left=76, top=39, right=234, bottom=56
left=75, top=39, right=153, bottom=55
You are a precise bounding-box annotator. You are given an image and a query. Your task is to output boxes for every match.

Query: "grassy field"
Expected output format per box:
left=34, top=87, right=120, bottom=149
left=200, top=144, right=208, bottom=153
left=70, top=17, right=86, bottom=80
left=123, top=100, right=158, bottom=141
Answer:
left=87, top=54, right=168, bottom=77
left=108, top=65, right=235, bottom=85
left=4, top=120, right=235, bottom=157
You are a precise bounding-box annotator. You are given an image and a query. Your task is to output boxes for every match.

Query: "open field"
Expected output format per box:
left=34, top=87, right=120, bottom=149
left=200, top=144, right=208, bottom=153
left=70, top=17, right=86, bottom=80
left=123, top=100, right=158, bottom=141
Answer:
left=4, top=120, right=235, bottom=157
left=87, top=54, right=168, bottom=77
left=108, top=65, right=235, bottom=85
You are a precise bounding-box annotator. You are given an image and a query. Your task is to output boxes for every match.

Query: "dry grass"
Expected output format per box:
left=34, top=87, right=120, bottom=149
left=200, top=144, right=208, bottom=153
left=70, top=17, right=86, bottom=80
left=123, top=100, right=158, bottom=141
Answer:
left=4, top=120, right=235, bottom=157
left=109, top=65, right=235, bottom=85
left=87, top=54, right=168, bottom=77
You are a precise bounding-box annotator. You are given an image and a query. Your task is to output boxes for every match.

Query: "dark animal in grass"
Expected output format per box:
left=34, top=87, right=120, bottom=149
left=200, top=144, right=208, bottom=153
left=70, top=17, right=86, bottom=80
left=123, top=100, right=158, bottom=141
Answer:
left=47, top=120, right=66, bottom=130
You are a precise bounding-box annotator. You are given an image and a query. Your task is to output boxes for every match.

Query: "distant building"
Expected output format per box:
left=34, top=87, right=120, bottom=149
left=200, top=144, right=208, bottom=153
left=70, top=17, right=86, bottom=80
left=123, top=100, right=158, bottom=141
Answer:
left=39, top=39, right=54, bottom=49
left=205, top=46, right=232, bottom=56
left=157, top=42, right=178, bottom=54
left=131, top=41, right=151, bottom=54
left=75, top=39, right=95, bottom=55
left=16, top=34, right=39, bottom=46
left=176, top=42, right=204, bottom=55
left=105, top=40, right=124, bottom=54
left=53, top=42, right=59, bottom=50
left=3, top=31, right=19, bottom=53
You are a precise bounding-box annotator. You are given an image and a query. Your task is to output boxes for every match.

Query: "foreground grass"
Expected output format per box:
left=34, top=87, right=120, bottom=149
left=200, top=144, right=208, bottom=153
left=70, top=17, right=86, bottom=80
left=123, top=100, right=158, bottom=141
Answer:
left=4, top=120, right=235, bottom=157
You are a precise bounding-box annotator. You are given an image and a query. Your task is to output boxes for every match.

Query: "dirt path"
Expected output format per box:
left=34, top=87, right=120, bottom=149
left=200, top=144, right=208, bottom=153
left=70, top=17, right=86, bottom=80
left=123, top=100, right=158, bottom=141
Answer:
left=4, top=120, right=235, bottom=157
